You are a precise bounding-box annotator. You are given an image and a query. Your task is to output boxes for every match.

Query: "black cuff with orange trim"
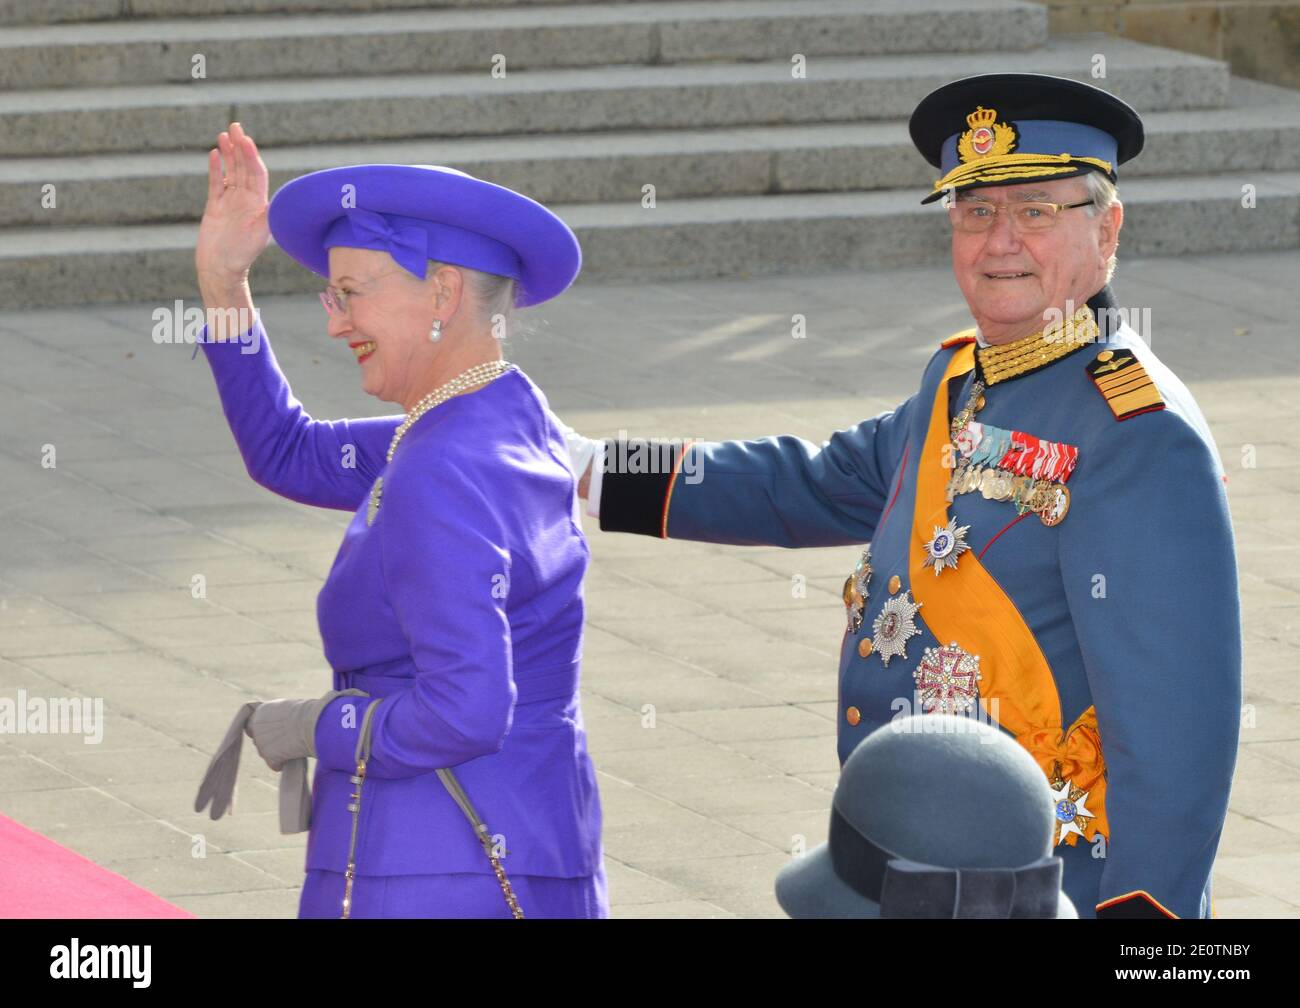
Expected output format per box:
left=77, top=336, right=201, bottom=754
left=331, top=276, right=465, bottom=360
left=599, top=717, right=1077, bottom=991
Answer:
left=1096, top=891, right=1178, bottom=919
left=597, top=439, right=686, bottom=538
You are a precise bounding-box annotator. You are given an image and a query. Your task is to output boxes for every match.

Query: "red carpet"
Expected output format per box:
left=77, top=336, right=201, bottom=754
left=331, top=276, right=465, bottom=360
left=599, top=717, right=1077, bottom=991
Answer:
left=0, top=813, right=194, bottom=918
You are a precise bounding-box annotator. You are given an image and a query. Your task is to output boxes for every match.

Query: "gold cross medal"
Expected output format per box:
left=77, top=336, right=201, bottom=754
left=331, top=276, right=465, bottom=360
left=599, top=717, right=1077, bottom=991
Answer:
left=922, top=517, right=971, bottom=575
left=842, top=545, right=873, bottom=632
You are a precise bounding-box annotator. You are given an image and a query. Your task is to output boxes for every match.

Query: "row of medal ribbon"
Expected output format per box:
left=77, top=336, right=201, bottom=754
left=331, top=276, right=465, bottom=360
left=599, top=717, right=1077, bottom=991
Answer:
left=946, top=419, right=1077, bottom=526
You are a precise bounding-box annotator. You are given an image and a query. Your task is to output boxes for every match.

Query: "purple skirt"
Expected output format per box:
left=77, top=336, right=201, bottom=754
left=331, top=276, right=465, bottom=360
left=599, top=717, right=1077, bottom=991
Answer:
left=298, top=863, right=608, bottom=919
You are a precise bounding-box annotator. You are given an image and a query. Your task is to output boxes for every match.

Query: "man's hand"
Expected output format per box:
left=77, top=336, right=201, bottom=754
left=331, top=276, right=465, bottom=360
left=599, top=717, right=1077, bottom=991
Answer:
left=554, top=418, right=601, bottom=499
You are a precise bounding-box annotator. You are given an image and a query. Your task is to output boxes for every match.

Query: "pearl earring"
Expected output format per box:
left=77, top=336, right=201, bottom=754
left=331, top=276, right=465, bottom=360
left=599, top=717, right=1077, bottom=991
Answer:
left=429, top=318, right=442, bottom=341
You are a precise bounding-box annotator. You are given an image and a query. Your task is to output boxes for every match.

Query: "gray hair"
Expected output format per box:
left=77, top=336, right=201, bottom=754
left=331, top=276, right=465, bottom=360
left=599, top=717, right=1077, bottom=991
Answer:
left=424, top=260, right=526, bottom=342
left=1081, top=171, right=1119, bottom=284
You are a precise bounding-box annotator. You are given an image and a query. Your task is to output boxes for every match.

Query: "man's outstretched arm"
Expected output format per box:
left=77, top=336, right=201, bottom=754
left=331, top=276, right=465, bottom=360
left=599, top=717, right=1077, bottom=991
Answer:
left=558, top=399, right=917, bottom=549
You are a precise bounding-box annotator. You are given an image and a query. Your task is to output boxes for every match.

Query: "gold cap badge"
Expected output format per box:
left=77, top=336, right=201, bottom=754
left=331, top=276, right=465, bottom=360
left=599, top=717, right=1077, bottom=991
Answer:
left=958, top=106, right=1018, bottom=163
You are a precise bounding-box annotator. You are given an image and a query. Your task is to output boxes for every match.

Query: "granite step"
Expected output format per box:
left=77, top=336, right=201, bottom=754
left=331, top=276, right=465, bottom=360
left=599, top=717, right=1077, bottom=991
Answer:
left=0, top=0, right=1048, bottom=89
left=3, top=170, right=1294, bottom=310
left=1, top=76, right=1293, bottom=229
left=0, top=37, right=1231, bottom=157
left=0, top=0, right=682, bottom=28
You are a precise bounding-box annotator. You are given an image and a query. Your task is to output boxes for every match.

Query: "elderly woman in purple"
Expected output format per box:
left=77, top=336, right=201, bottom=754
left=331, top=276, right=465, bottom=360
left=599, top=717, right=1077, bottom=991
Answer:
left=192, top=123, right=605, bottom=919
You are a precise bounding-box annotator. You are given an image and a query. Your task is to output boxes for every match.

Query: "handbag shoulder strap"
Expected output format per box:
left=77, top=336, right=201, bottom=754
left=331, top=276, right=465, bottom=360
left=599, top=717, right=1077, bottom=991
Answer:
left=436, top=767, right=525, bottom=919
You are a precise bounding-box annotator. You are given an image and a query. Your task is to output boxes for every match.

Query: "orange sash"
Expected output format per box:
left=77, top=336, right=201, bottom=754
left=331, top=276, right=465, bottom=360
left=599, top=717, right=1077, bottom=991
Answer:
left=907, top=341, right=1108, bottom=844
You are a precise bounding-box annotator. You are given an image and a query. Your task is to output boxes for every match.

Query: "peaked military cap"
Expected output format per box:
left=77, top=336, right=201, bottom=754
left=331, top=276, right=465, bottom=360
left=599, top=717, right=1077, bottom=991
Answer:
left=909, top=73, right=1145, bottom=204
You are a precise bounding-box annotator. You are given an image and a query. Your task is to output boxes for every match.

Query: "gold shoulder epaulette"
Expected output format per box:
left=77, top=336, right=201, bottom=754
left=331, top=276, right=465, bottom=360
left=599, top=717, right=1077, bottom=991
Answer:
left=1085, top=349, right=1165, bottom=421
left=940, top=328, right=978, bottom=349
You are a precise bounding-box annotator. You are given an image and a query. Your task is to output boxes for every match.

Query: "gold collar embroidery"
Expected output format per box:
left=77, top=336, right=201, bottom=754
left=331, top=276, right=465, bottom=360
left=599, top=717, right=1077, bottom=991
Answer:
left=976, top=304, right=1100, bottom=385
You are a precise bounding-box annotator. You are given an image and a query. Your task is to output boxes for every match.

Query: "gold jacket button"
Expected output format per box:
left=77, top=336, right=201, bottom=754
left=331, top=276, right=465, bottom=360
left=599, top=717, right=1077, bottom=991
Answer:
left=1097, top=349, right=1114, bottom=362
left=888, top=574, right=901, bottom=594
left=976, top=394, right=986, bottom=411
left=858, top=637, right=873, bottom=658
left=846, top=706, right=861, bottom=726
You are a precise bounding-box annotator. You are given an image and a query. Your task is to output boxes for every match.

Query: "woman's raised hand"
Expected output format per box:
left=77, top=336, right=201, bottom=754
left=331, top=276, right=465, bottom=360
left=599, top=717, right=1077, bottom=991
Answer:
left=196, top=122, right=271, bottom=302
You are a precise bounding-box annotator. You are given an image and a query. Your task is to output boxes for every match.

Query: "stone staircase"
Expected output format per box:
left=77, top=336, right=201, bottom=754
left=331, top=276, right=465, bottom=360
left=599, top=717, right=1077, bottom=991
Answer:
left=1, top=0, right=1297, bottom=309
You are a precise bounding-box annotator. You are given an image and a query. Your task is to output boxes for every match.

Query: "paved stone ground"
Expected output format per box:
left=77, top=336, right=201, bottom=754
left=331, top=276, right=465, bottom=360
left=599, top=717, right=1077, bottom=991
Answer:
left=0, top=250, right=1297, bottom=918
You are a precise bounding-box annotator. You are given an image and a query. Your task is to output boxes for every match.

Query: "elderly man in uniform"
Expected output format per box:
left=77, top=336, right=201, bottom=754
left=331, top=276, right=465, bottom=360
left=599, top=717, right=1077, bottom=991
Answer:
left=564, top=73, right=1241, bottom=919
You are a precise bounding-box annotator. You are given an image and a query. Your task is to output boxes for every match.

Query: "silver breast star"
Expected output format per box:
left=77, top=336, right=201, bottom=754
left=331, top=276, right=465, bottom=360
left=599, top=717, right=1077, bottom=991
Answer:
left=871, top=591, right=923, bottom=666
left=922, top=516, right=971, bottom=575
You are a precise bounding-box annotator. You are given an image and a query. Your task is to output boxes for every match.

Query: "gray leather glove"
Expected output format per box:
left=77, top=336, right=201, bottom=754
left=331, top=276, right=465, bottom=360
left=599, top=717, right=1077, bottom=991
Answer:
left=194, top=701, right=259, bottom=821
left=245, top=689, right=369, bottom=834
left=243, top=690, right=364, bottom=771
left=194, top=690, right=369, bottom=835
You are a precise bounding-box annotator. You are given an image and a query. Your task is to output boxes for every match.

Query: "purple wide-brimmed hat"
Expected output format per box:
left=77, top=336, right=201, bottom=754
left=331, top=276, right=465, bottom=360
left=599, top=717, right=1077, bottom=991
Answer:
left=266, top=164, right=581, bottom=308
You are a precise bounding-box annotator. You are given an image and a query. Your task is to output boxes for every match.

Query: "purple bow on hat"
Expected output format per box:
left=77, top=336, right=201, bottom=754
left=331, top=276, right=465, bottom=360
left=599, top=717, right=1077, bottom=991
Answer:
left=329, top=209, right=429, bottom=279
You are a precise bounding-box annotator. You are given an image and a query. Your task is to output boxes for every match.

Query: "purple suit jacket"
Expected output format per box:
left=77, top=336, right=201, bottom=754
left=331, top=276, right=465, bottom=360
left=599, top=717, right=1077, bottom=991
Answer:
left=200, top=317, right=602, bottom=878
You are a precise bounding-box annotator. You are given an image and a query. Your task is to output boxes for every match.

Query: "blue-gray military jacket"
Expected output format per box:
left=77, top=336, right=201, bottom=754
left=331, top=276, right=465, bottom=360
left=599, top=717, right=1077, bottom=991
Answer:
left=598, top=285, right=1241, bottom=919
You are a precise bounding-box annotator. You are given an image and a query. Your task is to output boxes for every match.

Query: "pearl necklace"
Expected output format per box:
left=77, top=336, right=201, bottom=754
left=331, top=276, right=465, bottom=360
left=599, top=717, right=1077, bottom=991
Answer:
left=386, top=359, right=512, bottom=462
left=366, top=359, right=512, bottom=525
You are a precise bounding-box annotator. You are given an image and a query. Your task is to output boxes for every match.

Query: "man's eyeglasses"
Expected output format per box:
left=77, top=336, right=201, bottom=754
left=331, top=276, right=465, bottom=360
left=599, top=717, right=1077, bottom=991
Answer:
left=947, top=198, right=1095, bottom=234
left=319, top=267, right=407, bottom=316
